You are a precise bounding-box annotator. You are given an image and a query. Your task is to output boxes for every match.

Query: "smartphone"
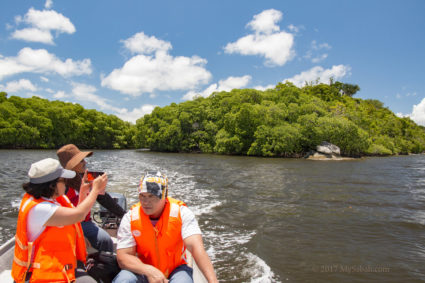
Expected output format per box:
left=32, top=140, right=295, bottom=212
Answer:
left=87, top=171, right=104, bottom=182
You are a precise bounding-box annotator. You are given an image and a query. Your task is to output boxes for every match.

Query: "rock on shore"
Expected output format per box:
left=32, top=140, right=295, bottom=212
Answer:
left=305, top=141, right=354, bottom=160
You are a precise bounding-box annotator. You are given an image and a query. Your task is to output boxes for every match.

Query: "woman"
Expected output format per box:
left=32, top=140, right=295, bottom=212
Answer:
left=57, top=144, right=125, bottom=253
left=11, top=158, right=108, bottom=283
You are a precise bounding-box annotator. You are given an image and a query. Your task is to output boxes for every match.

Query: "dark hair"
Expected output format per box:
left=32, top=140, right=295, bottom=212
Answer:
left=22, top=179, right=59, bottom=199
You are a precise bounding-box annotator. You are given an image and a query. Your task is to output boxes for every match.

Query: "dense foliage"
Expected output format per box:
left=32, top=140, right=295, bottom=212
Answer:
left=2, top=82, right=424, bottom=157
left=0, top=92, right=135, bottom=149
left=134, top=82, right=425, bottom=157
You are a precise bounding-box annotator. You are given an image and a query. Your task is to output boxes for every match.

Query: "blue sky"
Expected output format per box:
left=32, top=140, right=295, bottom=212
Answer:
left=0, top=0, right=424, bottom=125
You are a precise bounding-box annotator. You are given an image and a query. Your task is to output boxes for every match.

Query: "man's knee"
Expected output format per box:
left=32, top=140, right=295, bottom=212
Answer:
left=112, top=270, right=148, bottom=283
left=169, top=264, right=193, bottom=283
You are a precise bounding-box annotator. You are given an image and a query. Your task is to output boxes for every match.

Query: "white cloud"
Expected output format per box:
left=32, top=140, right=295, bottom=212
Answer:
left=253, top=84, right=275, bottom=91
left=283, top=65, right=351, bottom=87
left=247, top=9, right=282, bottom=34
left=311, top=40, right=331, bottom=50
left=12, top=28, right=54, bottom=44
left=311, top=54, right=328, bottom=63
left=182, top=75, right=251, bottom=100
left=122, top=32, right=172, bottom=54
left=40, top=76, right=49, bottom=82
left=71, top=83, right=113, bottom=110
left=102, top=33, right=211, bottom=96
left=408, top=98, right=425, bottom=126
left=287, top=24, right=303, bottom=33
left=53, top=90, right=67, bottom=98
left=45, top=0, right=53, bottom=9
left=70, top=82, right=155, bottom=123
left=22, top=8, right=75, bottom=33
left=304, top=40, right=331, bottom=63
left=224, top=9, right=295, bottom=66
left=0, top=47, right=92, bottom=80
left=1, top=79, right=37, bottom=93
left=11, top=8, right=75, bottom=44
left=116, top=104, right=157, bottom=123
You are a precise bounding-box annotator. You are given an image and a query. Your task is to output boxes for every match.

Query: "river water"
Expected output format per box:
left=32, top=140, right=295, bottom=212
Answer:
left=0, top=150, right=424, bottom=282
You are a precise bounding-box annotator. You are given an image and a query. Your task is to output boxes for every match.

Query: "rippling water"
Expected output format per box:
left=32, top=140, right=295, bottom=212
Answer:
left=1, top=150, right=424, bottom=282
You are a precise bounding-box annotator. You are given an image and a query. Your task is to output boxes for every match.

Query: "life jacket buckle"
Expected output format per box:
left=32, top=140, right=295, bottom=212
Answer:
left=64, top=264, right=73, bottom=271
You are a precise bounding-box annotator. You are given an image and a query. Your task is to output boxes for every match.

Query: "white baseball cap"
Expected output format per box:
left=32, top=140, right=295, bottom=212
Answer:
left=28, top=158, right=76, bottom=184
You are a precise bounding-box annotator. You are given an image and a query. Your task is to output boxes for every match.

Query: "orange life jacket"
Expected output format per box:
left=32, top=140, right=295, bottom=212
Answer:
left=130, top=197, right=188, bottom=278
left=12, top=193, right=87, bottom=283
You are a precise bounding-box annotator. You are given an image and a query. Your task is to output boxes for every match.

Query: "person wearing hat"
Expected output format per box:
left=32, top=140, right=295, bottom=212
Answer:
left=57, top=144, right=126, bottom=253
left=113, top=171, right=218, bottom=283
left=11, top=158, right=108, bottom=283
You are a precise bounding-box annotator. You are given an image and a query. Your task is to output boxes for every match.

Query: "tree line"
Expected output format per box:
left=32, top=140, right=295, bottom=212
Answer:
left=134, top=82, right=425, bottom=157
left=0, top=92, right=135, bottom=149
left=1, top=81, right=425, bottom=157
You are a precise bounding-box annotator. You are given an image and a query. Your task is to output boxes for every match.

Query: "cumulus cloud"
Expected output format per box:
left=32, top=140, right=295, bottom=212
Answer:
left=53, top=90, right=67, bottom=98
left=70, top=82, right=155, bottom=123
left=121, top=32, right=172, bottom=54
left=283, top=65, right=351, bottom=87
left=1, top=79, right=37, bottom=93
left=247, top=9, right=282, bottom=34
left=252, top=84, right=275, bottom=91
left=101, top=33, right=211, bottom=96
left=408, top=98, right=425, bottom=126
left=71, top=83, right=118, bottom=111
left=116, top=104, right=157, bottom=123
left=12, top=28, right=53, bottom=44
left=11, top=7, right=75, bottom=44
left=0, top=47, right=92, bottom=80
left=182, top=75, right=251, bottom=100
left=224, top=9, right=295, bottom=66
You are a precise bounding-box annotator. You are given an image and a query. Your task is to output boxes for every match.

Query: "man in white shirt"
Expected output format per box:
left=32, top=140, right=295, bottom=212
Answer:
left=113, top=171, right=218, bottom=283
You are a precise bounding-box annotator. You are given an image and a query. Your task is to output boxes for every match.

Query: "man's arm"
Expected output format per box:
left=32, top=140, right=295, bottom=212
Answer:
left=97, top=192, right=126, bottom=218
left=116, top=247, right=168, bottom=283
left=184, top=234, right=218, bottom=283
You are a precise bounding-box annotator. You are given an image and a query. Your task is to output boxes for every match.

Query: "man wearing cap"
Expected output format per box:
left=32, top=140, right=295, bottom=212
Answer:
left=113, top=171, right=218, bottom=283
left=12, top=158, right=107, bottom=282
left=57, top=144, right=126, bottom=253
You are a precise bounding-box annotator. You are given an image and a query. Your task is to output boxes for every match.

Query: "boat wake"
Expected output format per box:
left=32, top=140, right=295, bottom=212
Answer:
left=171, top=172, right=280, bottom=283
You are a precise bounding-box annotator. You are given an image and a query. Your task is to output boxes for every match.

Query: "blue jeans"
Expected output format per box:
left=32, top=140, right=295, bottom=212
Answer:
left=112, top=264, right=193, bottom=283
left=81, top=220, right=113, bottom=253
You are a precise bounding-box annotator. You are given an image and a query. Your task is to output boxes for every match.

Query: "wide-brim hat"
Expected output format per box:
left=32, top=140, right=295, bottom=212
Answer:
left=57, top=144, right=93, bottom=170
left=29, top=158, right=76, bottom=184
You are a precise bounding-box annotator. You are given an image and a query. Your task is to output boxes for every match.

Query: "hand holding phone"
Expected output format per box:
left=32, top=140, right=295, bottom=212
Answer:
left=87, top=171, right=104, bottom=182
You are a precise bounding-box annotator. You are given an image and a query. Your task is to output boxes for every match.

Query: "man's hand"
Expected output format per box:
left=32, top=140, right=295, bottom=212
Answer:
left=145, top=265, right=169, bottom=283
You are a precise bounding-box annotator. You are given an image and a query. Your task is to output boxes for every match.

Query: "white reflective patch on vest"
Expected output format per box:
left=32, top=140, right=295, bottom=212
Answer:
left=21, top=197, right=34, bottom=212
left=131, top=206, right=140, bottom=221
left=169, top=203, right=179, bottom=218
left=132, top=230, right=141, bottom=237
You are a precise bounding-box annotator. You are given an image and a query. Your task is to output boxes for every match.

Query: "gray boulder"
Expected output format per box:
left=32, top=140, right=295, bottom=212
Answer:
left=305, top=141, right=349, bottom=160
left=316, top=141, right=340, bottom=156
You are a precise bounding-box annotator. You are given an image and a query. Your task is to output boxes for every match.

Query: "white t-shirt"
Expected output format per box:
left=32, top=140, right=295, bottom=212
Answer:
left=117, top=205, right=201, bottom=250
left=27, top=198, right=59, bottom=242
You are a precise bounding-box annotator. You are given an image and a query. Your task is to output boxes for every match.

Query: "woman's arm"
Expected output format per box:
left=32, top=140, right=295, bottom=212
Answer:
left=78, top=170, right=90, bottom=204
left=45, top=173, right=108, bottom=227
